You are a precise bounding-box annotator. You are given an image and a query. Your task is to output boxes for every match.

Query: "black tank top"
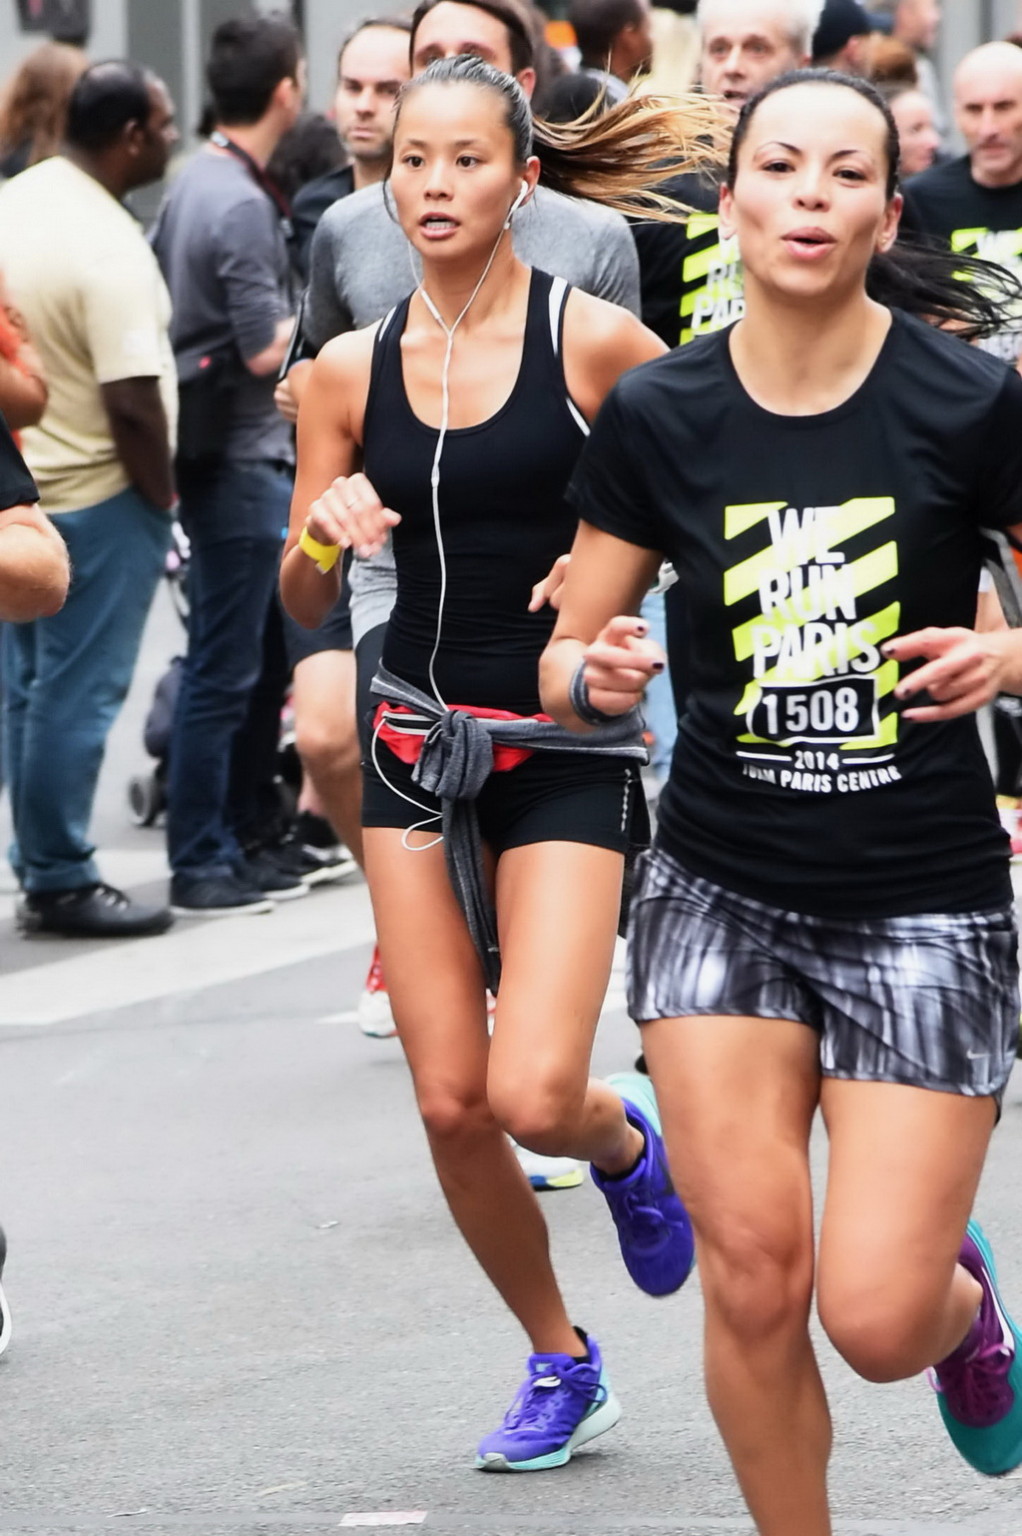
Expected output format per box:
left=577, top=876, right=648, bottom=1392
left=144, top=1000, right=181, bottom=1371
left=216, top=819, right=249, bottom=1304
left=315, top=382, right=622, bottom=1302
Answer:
left=363, top=269, right=588, bottom=715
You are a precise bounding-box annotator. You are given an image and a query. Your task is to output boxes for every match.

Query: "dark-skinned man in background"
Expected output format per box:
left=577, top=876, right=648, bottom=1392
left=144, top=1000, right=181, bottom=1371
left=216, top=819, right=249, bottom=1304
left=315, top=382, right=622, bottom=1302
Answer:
left=0, top=61, right=179, bottom=939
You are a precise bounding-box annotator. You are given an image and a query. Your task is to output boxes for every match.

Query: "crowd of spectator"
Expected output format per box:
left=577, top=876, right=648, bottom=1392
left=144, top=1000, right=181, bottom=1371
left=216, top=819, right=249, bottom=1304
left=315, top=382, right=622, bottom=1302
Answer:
left=0, top=0, right=1020, bottom=968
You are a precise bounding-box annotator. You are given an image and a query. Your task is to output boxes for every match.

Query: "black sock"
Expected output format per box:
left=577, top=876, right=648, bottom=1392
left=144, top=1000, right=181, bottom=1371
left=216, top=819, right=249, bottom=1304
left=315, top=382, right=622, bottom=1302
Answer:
left=569, top=1326, right=591, bottom=1362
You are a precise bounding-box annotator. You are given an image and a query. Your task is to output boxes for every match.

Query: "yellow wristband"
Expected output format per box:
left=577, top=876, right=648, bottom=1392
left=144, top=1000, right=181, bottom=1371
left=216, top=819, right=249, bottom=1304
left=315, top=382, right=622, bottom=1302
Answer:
left=299, top=525, right=342, bottom=574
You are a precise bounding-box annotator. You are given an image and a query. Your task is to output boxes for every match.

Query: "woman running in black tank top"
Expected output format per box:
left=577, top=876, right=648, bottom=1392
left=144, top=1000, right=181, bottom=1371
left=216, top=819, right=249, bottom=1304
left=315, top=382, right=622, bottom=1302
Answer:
left=281, top=57, right=723, bottom=1474
left=367, top=268, right=584, bottom=716
left=360, top=270, right=642, bottom=854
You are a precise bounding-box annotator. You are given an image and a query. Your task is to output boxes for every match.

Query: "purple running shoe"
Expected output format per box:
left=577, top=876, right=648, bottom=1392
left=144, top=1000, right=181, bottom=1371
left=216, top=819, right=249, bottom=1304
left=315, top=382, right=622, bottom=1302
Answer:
left=932, top=1219, right=1022, bottom=1476
left=591, top=1087, right=695, bottom=1297
left=475, top=1331, right=620, bottom=1471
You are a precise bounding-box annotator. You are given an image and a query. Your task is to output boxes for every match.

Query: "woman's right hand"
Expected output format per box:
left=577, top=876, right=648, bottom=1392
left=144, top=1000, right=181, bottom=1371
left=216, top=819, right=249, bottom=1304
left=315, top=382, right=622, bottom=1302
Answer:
left=305, top=472, right=401, bottom=559
left=581, top=614, right=666, bottom=716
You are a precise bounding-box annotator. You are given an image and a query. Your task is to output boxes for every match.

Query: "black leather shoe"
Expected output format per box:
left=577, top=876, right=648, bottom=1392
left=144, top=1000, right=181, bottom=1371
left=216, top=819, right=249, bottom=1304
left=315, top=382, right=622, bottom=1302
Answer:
left=17, top=883, right=174, bottom=938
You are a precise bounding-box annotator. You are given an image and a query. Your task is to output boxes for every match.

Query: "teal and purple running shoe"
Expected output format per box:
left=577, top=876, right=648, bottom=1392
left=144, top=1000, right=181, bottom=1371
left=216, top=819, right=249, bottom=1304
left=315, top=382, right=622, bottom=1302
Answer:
left=475, top=1331, right=620, bottom=1471
left=592, top=1073, right=695, bottom=1297
left=932, top=1219, right=1022, bottom=1476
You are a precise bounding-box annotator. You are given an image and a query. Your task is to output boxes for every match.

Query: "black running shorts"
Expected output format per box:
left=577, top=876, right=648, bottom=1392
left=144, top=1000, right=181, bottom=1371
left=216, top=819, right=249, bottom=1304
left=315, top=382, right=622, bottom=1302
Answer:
left=362, top=735, right=645, bottom=858
left=628, top=844, right=1020, bottom=1103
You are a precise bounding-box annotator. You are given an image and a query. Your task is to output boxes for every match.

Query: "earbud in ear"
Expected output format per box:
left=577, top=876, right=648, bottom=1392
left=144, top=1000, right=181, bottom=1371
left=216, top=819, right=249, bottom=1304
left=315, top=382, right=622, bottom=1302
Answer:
left=504, top=180, right=530, bottom=230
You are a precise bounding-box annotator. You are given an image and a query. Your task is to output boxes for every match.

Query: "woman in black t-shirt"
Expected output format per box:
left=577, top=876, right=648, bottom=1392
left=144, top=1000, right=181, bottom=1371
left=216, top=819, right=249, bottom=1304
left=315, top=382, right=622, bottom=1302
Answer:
left=543, top=69, right=1022, bottom=1532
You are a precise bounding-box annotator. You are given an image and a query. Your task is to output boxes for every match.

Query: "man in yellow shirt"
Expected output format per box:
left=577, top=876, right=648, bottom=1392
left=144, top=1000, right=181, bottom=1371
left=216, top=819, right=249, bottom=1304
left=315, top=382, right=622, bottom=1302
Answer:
left=0, top=61, right=179, bottom=938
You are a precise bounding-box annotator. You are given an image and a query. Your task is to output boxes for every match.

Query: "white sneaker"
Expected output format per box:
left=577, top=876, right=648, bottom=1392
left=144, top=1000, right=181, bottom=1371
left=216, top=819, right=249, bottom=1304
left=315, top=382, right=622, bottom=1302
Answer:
left=514, top=1145, right=584, bottom=1191
left=358, top=946, right=398, bottom=1038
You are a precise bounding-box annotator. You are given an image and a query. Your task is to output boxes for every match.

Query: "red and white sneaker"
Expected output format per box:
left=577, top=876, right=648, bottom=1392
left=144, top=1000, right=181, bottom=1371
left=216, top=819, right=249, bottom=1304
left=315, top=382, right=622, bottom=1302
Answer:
left=357, top=945, right=398, bottom=1038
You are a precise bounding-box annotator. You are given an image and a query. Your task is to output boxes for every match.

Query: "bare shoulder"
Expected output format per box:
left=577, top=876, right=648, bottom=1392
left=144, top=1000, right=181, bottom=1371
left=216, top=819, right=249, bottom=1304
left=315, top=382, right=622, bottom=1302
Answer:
left=564, top=289, right=664, bottom=367
left=300, top=323, right=382, bottom=446
left=561, top=289, right=666, bottom=419
left=313, top=323, right=379, bottom=385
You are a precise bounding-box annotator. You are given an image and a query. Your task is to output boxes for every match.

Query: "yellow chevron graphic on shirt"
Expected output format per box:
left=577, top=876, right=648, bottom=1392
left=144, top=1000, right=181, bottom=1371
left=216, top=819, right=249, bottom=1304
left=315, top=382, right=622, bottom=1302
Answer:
left=723, top=500, right=784, bottom=540
left=731, top=543, right=898, bottom=660
left=723, top=496, right=896, bottom=607
left=680, top=214, right=744, bottom=343
left=950, top=226, right=1022, bottom=262
left=681, top=231, right=741, bottom=295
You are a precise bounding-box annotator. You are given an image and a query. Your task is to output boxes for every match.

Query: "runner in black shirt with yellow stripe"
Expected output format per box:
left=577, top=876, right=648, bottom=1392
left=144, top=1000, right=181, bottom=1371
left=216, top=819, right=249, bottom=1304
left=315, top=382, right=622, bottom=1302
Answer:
left=633, top=0, right=814, bottom=346
left=544, top=70, right=1022, bottom=1532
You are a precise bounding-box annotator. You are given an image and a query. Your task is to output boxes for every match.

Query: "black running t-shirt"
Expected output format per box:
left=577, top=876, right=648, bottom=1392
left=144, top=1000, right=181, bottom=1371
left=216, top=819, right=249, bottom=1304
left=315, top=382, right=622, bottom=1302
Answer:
left=633, top=171, right=744, bottom=348
left=900, top=156, right=1022, bottom=366
left=567, top=311, right=1022, bottom=918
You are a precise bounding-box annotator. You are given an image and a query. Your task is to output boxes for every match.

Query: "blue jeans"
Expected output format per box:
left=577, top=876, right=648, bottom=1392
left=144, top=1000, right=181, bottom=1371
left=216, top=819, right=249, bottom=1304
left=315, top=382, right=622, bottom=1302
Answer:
left=167, top=459, right=290, bottom=880
left=2, top=487, right=171, bottom=893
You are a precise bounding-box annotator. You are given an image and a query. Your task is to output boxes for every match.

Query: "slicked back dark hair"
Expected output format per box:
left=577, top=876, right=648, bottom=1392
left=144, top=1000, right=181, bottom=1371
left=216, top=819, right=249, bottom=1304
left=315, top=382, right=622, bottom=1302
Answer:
left=65, top=60, right=153, bottom=151
left=206, top=13, right=302, bottom=126
left=728, top=67, right=900, bottom=195
left=410, top=0, right=536, bottom=76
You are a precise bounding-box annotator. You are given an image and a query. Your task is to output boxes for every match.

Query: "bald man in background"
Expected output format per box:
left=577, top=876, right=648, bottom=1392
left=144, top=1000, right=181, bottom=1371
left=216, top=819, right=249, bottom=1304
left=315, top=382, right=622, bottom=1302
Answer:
left=900, top=41, right=1022, bottom=366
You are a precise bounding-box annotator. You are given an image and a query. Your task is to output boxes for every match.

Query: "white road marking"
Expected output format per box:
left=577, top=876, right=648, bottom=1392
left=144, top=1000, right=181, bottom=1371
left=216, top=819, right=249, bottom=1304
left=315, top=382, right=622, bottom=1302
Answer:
left=339, top=1517, right=427, bottom=1528
left=0, top=880, right=375, bottom=1027
left=0, top=870, right=632, bottom=1030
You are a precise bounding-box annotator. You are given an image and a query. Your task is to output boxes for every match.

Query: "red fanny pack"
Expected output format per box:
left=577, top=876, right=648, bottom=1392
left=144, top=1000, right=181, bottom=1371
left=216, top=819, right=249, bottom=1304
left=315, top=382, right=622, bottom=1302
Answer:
left=372, top=701, right=553, bottom=773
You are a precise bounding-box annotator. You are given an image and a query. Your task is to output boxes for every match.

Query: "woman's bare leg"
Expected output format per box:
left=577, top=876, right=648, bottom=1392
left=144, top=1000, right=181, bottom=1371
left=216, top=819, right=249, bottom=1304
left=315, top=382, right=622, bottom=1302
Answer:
left=363, top=827, right=581, bottom=1358
left=487, top=839, right=642, bottom=1174
left=816, top=1081, right=994, bottom=1382
left=642, top=1015, right=833, bottom=1536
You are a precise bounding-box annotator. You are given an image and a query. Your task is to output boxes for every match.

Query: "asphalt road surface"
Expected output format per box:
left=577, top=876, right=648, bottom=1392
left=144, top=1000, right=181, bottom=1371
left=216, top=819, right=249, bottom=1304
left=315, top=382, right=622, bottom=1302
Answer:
left=1, top=588, right=1022, bottom=1536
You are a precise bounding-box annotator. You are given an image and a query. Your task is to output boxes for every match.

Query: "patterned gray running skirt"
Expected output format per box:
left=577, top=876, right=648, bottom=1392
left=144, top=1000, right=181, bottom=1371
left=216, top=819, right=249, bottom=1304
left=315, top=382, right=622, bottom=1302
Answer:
left=628, top=845, right=1020, bottom=1103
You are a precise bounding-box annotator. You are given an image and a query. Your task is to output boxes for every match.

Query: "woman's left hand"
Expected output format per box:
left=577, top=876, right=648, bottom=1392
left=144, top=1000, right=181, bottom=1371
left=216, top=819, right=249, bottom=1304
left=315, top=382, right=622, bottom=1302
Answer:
left=884, top=626, right=1017, bottom=720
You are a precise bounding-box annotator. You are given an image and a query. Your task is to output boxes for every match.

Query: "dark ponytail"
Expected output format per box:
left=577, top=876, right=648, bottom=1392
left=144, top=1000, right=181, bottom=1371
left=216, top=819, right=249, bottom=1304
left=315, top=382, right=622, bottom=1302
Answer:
left=864, top=239, right=1022, bottom=343
left=728, top=68, right=1022, bottom=342
left=395, top=55, right=728, bottom=221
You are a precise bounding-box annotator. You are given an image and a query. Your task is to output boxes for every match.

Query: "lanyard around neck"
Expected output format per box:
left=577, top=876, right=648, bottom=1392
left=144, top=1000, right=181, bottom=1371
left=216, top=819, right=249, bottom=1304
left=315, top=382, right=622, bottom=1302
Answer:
left=209, top=130, right=292, bottom=224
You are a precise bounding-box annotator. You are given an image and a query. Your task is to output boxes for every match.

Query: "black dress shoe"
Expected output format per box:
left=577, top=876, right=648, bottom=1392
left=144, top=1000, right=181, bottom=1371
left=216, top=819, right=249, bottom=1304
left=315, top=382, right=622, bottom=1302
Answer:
left=17, top=883, right=174, bottom=938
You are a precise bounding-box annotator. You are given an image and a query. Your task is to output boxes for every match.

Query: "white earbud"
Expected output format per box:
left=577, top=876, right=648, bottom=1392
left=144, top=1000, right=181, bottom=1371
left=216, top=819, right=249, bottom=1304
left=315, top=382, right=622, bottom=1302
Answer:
left=504, top=179, right=530, bottom=229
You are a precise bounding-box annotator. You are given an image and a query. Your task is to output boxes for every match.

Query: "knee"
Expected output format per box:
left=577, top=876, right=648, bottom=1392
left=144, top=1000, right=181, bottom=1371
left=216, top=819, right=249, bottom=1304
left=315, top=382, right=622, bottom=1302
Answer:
left=698, top=1215, right=814, bottom=1345
left=295, top=717, right=360, bottom=780
left=818, top=1277, right=937, bottom=1383
left=487, top=1072, right=581, bottom=1155
left=417, top=1082, right=496, bottom=1151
